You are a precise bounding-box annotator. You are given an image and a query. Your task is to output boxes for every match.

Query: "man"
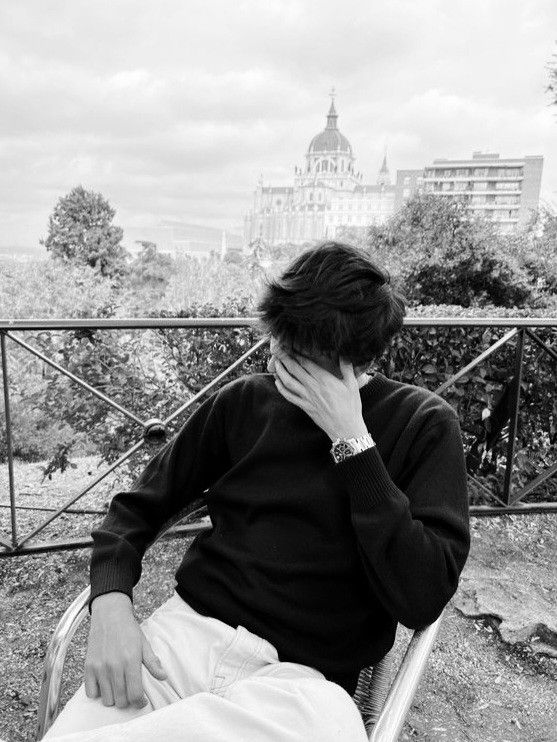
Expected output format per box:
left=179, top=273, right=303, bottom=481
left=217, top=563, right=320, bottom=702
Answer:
left=43, top=241, right=470, bottom=741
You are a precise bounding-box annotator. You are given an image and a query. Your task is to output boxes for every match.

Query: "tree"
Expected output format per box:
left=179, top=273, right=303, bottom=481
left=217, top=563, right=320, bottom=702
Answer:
left=41, top=185, right=129, bottom=279
left=362, top=194, right=535, bottom=308
left=128, top=241, right=174, bottom=294
left=505, top=206, right=557, bottom=299
left=548, top=44, right=557, bottom=108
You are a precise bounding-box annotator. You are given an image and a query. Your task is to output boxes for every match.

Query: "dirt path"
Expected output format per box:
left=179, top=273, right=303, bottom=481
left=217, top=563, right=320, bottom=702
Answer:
left=0, top=513, right=555, bottom=741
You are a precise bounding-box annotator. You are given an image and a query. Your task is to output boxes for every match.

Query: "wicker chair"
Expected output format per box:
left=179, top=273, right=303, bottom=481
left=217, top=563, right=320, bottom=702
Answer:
left=36, top=511, right=445, bottom=741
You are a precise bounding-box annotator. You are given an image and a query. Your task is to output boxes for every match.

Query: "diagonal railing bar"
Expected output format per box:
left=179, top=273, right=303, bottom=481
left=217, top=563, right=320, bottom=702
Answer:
left=15, top=337, right=267, bottom=550
left=16, top=440, right=145, bottom=549
left=1, top=332, right=18, bottom=547
left=163, top=336, right=268, bottom=426
left=5, top=331, right=145, bottom=427
left=502, top=330, right=525, bottom=506
left=433, top=328, right=518, bottom=397
left=524, top=328, right=557, bottom=363
left=466, top=473, right=508, bottom=509
left=509, top=461, right=557, bottom=507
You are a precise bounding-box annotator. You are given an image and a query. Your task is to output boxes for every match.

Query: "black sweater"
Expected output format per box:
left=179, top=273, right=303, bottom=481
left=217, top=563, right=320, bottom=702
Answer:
left=89, top=371, right=471, bottom=696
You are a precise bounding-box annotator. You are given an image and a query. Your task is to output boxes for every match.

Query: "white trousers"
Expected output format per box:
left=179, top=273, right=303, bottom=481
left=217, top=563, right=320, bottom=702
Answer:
left=42, top=590, right=368, bottom=742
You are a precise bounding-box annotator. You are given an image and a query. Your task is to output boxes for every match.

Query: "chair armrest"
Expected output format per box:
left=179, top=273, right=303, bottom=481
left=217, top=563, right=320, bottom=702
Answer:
left=36, top=586, right=91, bottom=741
left=368, top=608, right=446, bottom=741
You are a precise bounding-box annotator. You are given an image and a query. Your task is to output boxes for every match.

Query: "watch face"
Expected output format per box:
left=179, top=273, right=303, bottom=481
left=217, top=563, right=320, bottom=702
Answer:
left=333, top=441, right=355, bottom=461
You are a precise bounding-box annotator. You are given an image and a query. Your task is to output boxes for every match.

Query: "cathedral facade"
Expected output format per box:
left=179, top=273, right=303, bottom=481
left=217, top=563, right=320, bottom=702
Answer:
left=244, top=99, right=397, bottom=246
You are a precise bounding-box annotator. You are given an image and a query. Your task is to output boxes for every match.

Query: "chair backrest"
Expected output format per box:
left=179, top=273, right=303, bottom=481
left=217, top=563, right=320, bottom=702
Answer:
left=36, top=503, right=446, bottom=741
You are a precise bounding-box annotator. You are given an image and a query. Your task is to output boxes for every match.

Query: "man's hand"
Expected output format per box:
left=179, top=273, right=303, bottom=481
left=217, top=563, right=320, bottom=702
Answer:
left=272, top=348, right=368, bottom=442
left=84, top=592, right=168, bottom=709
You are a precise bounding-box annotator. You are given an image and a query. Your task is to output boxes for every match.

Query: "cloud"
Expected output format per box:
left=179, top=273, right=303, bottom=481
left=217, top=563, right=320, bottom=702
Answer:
left=0, top=0, right=556, bottom=247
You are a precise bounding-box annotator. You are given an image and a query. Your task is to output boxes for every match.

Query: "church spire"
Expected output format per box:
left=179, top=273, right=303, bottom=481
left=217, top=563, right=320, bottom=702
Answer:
left=377, top=152, right=391, bottom=186
left=326, top=87, right=338, bottom=129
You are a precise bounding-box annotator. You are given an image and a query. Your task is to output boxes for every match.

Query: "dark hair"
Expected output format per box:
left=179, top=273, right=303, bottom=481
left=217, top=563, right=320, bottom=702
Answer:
left=255, top=241, right=407, bottom=368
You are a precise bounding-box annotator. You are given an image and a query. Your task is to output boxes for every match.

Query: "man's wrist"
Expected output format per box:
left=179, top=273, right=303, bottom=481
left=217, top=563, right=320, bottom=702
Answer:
left=90, top=590, right=133, bottom=615
left=327, top=420, right=369, bottom=442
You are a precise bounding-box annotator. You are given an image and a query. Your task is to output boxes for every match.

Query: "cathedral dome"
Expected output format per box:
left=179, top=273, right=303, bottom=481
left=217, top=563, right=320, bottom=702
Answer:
left=308, top=100, right=353, bottom=155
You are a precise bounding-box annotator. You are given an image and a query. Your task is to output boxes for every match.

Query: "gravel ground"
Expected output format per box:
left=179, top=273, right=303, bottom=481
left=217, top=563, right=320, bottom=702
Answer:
left=0, top=458, right=556, bottom=741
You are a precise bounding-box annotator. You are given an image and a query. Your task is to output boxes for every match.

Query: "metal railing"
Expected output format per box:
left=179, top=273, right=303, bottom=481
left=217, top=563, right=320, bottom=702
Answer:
left=1, top=316, right=555, bottom=556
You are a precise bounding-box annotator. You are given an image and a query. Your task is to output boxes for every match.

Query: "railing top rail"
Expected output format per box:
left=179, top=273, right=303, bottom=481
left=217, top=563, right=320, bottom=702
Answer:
left=0, top=317, right=556, bottom=331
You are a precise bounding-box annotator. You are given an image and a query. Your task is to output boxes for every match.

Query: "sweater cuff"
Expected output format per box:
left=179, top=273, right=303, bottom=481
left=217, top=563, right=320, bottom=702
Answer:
left=332, top=445, right=407, bottom=510
left=89, top=559, right=137, bottom=613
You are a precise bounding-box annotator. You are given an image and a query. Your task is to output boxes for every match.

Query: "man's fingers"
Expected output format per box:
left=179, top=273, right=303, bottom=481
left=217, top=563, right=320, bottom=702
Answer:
left=276, top=350, right=316, bottom=386
left=109, top=665, right=129, bottom=709
left=125, top=664, right=148, bottom=709
left=97, top=671, right=115, bottom=707
left=141, top=634, right=168, bottom=680
left=274, top=358, right=307, bottom=398
left=84, top=668, right=100, bottom=700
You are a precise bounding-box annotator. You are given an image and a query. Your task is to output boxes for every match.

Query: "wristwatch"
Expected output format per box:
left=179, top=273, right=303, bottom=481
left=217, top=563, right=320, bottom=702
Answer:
left=330, top=432, right=376, bottom=463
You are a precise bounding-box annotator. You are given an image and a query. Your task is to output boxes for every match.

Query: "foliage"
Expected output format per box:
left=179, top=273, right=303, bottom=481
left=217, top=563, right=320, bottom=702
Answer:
left=505, top=206, right=557, bottom=299
left=0, top=259, right=119, bottom=319
left=163, top=253, right=260, bottom=311
left=124, top=242, right=175, bottom=308
left=0, top=395, right=76, bottom=464
left=359, top=194, right=537, bottom=308
left=41, top=185, right=129, bottom=280
left=548, top=44, right=557, bottom=108
left=11, top=297, right=268, bottom=477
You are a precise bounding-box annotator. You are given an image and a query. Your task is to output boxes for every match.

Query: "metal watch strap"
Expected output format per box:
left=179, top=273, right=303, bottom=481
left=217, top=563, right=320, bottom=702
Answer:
left=330, top=432, right=376, bottom=463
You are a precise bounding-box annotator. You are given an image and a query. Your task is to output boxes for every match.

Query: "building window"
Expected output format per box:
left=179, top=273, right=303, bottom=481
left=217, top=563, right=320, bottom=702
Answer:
left=474, top=168, right=489, bottom=178
left=404, top=176, right=411, bottom=185
left=316, top=162, right=320, bottom=172
left=323, top=160, right=329, bottom=172
left=341, top=160, right=345, bottom=172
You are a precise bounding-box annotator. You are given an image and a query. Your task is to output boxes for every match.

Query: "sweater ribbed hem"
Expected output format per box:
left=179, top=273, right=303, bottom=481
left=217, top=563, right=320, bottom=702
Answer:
left=333, top=445, right=407, bottom=510
left=88, top=559, right=137, bottom=613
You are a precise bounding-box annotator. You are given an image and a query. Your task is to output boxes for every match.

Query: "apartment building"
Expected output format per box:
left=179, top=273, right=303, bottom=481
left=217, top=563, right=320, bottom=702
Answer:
left=420, top=152, right=543, bottom=232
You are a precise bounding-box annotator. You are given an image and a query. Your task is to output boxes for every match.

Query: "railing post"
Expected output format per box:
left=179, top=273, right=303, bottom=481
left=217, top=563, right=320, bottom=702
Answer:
left=502, top=328, right=525, bottom=506
left=1, top=332, right=17, bottom=548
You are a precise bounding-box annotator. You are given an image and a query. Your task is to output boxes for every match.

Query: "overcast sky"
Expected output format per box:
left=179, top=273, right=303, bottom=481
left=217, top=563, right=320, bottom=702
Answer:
left=1, top=0, right=556, bottom=248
